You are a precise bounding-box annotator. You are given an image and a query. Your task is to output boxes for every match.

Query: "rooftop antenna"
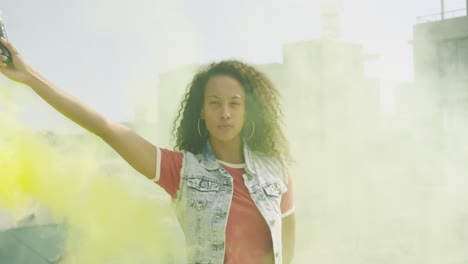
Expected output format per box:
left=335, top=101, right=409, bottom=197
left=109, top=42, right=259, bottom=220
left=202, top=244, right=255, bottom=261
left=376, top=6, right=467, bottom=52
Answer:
left=441, top=0, right=445, bottom=19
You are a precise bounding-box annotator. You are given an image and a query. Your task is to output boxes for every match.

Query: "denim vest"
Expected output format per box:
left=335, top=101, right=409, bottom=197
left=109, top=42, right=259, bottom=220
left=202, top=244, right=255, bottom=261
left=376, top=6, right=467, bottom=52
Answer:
left=174, top=142, right=288, bottom=264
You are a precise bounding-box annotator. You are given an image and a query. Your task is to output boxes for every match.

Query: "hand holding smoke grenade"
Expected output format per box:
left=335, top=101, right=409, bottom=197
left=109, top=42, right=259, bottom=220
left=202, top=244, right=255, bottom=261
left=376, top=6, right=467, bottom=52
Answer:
left=0, top=12, right=12, bottom=64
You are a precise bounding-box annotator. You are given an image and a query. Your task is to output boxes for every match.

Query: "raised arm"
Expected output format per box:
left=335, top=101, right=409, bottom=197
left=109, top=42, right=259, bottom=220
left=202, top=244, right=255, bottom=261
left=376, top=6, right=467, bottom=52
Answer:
left=0, top=38, right=157, bottom=179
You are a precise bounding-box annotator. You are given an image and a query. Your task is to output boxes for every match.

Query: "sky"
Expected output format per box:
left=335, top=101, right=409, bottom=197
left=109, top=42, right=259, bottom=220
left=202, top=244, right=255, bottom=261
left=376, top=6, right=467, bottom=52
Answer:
left=0, top=0, right=467, bottom=127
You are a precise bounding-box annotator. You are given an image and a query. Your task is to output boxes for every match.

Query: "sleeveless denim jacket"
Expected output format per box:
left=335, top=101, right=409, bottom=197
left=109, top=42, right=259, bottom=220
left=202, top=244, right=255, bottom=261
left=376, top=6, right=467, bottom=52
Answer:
left=174, top=141, right=288, bottom=264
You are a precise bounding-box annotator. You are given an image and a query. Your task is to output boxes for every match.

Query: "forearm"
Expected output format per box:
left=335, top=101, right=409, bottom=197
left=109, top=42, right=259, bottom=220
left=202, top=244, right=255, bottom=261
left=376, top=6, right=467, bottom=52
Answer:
left=24, top=70, right=109, bottom=137
left=282, top=213, right=296, bottom=263
left=283, top=245, right=294, bottom=264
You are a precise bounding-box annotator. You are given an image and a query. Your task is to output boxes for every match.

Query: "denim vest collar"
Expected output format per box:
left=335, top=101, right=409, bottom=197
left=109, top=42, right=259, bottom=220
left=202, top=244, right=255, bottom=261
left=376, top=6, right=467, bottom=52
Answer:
left=200, top=140, right=257, bottom=176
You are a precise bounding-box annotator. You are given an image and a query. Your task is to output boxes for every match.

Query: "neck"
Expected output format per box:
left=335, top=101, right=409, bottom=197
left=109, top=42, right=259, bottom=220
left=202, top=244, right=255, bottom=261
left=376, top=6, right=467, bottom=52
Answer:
left=209, top=137, right=244, bottom=164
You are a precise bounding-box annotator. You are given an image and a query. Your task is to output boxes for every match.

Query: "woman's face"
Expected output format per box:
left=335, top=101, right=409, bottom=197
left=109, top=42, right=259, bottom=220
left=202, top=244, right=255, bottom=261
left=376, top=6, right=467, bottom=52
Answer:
left=201, top=74, right=246, bottom=144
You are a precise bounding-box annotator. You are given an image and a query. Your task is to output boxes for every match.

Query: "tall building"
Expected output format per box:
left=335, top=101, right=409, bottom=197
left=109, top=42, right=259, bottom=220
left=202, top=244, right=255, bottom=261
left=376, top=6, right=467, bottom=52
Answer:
left=412, top=8, right=468, bottom=263
left=413, top=12, right=468, bottom=142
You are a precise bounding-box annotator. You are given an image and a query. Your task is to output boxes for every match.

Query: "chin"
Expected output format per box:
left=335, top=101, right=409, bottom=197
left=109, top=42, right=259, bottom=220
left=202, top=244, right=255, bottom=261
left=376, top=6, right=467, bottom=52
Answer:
left=210, top=134, right=241, bottom=143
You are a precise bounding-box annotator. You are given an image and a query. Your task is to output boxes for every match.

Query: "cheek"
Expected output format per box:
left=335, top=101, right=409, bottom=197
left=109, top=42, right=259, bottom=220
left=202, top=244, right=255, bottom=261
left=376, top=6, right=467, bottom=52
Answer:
left=203, top=112, right=217, bottom=127
left=201, top=106, right=214, bottom=122
left=238, top=107, right=246, bottom=120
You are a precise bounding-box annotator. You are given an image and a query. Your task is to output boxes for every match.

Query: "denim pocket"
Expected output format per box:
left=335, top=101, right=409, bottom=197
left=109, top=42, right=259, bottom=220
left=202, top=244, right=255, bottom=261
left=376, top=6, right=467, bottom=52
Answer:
left=187, top=178, right=221, bottom=192
left=263, top=182, right=286, bottom=197
left=261, top=181, right=287, bottom=214
left=186, top=178, right=220, bottom=210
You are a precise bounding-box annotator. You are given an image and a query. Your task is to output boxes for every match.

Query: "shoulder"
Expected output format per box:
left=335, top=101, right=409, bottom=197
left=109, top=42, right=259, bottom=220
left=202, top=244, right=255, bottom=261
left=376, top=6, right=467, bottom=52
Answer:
left=180, top=150, right=201, bottom=163
left=179, top=150, right=206, bottom=175
left=250, top=151, right=288, bottom=184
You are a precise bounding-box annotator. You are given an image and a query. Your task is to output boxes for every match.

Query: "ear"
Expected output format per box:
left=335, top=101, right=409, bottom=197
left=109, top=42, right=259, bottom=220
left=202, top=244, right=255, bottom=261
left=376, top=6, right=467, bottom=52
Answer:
left=200, top=108, right=205, bottom=120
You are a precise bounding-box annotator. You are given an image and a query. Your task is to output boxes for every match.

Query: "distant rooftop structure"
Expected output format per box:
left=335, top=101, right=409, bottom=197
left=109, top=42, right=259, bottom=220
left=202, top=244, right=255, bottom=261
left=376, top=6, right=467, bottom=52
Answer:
left=320, top=0, right=342, bottom=40
left=416, top=8, right=467, bottom=24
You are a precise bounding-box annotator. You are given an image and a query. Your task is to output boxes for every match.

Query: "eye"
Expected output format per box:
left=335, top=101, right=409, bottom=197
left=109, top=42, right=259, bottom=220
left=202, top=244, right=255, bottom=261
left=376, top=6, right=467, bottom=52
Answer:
left=230, top=102, right=240, bottom=106
left=209, top=101, right=220, bottom=105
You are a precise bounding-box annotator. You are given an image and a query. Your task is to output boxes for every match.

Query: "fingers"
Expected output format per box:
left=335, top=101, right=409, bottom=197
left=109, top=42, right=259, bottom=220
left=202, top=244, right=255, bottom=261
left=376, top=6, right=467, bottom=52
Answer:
left=0, top=56, right=8, bottom=68
left=0, top=48, right=8, bottom=64
left=0, top=37, right=17, bottom=54
left=0, top=39, right=13, bottom=65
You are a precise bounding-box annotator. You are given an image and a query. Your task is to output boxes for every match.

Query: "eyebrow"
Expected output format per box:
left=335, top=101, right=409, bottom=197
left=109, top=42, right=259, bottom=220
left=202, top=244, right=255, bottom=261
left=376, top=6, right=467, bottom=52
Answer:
left=207, top=95, right=242, bottom=99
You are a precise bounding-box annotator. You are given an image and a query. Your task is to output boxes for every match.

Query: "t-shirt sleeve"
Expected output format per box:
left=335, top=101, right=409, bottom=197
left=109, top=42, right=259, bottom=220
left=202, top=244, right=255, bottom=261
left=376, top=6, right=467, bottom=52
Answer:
left=280, top=172, right=295, bottom=218
left=151, top=147, right=183, bottom=199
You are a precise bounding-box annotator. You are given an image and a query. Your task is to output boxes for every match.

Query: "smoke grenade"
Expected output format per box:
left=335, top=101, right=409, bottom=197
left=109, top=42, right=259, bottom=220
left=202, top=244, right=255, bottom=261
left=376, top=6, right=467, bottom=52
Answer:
left=0, top=13, right=12, bottom=64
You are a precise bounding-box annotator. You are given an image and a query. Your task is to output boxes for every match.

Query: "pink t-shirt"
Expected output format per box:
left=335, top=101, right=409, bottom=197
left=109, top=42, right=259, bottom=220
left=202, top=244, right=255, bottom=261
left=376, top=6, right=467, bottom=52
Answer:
left=153, top=148, right=295, bottom=264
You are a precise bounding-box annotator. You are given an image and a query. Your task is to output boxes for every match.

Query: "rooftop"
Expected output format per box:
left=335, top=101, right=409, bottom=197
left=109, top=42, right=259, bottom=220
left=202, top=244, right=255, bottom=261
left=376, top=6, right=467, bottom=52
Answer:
left=416, top=8, right=467, bottom=24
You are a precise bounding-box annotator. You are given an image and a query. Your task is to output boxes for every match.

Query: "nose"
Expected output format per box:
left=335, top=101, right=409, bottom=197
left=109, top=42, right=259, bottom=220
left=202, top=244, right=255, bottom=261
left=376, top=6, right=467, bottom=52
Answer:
left=221, top=106, right=231, bottom=120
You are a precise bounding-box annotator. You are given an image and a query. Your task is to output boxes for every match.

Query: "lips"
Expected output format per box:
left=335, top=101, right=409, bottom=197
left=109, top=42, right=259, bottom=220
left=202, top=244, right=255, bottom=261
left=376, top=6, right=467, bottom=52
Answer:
left=218, top=123, right=233, bottom=128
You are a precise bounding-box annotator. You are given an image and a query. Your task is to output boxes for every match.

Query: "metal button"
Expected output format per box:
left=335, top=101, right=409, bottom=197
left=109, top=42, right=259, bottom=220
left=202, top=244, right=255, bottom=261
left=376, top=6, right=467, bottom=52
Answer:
left=201, top=181, right=208, bottom=189
left=212, top=242, right=224, bottom=250
left=215, top=211, right=227, bottom=218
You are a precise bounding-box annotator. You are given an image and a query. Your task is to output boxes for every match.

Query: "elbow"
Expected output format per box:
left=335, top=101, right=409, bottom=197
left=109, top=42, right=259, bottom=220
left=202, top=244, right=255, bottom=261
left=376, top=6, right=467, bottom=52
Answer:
left=94, top=117, right=114, bottom=140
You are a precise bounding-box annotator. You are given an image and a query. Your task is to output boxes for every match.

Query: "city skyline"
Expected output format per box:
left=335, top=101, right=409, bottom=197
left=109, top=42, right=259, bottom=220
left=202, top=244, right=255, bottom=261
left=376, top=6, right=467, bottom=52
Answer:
left=0, top=0, right=467, bottom=130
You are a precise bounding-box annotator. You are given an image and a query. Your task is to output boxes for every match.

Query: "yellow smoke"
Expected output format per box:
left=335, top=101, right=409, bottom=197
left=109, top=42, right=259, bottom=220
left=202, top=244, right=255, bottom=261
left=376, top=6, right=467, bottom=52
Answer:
left=0, top=85, right=180, bottom=263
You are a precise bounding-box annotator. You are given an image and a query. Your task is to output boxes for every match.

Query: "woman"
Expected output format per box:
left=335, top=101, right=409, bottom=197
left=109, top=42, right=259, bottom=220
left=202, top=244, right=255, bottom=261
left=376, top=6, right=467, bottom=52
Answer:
left=0, top=38, right=295, bottom=264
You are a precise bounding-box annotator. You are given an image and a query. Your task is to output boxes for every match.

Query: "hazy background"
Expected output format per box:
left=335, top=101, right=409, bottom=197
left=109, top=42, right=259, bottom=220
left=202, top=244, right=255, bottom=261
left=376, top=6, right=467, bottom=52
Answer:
left=1, top=0, right=468, bottom=263
left=0, top=0, right=464, bottom=128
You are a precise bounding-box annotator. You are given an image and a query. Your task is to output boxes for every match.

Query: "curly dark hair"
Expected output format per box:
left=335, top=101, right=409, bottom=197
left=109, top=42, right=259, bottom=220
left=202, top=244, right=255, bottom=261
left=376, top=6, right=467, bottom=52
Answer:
left=172, top=60, right=290, bottom=160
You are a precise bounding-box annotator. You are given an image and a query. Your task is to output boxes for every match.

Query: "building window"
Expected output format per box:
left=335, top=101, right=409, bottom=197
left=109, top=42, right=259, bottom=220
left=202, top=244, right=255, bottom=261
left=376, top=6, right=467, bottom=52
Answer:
left=437, top=37, right=468, bottom=80
left=438, top=39, right=457, bottom=77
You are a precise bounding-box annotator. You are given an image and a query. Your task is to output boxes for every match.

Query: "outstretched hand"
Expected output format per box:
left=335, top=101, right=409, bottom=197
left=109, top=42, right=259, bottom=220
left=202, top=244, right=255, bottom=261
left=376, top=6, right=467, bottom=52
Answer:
left=0, top=38, right=33, bottom=84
